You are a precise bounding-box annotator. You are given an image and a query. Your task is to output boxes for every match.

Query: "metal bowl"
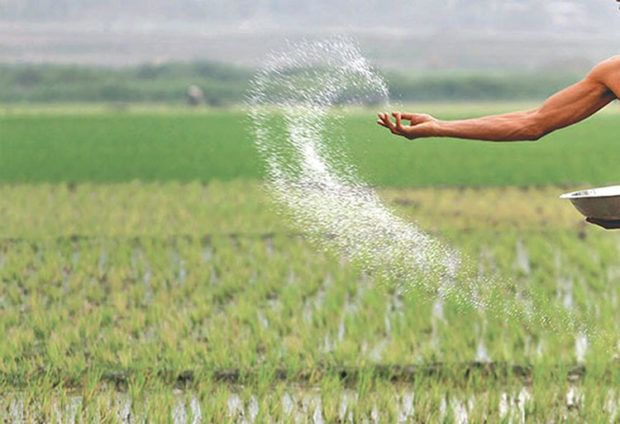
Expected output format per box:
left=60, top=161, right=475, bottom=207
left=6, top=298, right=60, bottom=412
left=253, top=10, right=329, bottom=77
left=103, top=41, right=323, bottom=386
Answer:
left=560, top=185, right=620, bottom=220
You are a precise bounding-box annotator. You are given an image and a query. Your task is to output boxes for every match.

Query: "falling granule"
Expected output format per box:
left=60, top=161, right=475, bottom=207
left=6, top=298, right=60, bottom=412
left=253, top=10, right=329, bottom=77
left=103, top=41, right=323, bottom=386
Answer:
left=247, top=37, right=460, bottom=294
left=246, top=36, right=596, bottom=343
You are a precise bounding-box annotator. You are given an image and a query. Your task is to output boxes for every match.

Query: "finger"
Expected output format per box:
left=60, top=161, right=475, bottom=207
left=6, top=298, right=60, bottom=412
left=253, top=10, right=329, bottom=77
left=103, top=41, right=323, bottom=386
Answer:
left=378, top=112, right=392, bottom=127
left=383, top=113, right=397, bottom=133
left=401, top=112, right=428, bottom=125
left=394, top=112, right=404, bottom=130
left=377, top=113, right=391, bottom=129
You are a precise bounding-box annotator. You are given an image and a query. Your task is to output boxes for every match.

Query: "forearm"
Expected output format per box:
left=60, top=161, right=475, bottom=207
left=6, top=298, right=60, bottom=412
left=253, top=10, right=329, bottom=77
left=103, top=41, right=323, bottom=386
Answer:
left=429, top=75, right=615, bottom=142
left=430, top=109, right=541, bottom=141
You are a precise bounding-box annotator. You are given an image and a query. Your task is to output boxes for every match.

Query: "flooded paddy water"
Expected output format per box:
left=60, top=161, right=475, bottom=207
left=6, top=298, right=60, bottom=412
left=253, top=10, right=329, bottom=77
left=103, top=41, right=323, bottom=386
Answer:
left=0, top=384, right=618, bottom=422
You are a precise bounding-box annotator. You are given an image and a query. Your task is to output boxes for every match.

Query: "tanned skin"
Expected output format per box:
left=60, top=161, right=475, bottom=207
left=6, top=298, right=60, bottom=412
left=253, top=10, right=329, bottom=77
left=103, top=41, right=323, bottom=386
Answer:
left=378, top=55, right=620, bottom=229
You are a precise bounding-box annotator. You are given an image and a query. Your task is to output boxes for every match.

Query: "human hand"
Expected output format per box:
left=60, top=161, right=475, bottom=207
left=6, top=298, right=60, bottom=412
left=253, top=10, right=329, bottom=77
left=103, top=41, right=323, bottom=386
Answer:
left=377, top=111, right=437, bottom=140
left=585, top=217, right=620, bottom=229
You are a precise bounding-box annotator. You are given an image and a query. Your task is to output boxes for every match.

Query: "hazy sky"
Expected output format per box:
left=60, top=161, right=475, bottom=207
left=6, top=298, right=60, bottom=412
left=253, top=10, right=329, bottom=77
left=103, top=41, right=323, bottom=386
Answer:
left=2, top=0, right=619, bottom=32
left=0, top=0, right=618, bottom=69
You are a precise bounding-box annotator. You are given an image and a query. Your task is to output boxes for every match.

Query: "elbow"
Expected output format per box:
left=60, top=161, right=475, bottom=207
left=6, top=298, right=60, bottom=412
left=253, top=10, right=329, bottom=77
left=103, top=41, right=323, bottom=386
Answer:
left=524, top=127, right=546, bottom=141
left=521, top=125, right=544, bottom=142
left=522, top=111, right=548, bottom=141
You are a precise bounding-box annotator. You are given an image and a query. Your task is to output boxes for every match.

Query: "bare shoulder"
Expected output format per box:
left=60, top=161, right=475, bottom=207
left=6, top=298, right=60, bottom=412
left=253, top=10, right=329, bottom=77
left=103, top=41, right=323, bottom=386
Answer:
left=586, top=56, right=620, bottom=98
left=588, top=56, right=620, bottom=81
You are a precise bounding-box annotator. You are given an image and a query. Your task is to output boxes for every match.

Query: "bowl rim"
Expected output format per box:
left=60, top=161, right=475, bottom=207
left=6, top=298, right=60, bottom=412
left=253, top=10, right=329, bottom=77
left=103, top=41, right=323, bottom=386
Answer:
left=559, top=184, right=620, bottom=200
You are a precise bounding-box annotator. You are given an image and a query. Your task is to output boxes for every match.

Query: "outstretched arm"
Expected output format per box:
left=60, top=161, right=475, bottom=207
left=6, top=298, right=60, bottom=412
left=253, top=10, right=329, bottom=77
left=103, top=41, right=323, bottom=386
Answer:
left=378, top=56, right=620, bottom=142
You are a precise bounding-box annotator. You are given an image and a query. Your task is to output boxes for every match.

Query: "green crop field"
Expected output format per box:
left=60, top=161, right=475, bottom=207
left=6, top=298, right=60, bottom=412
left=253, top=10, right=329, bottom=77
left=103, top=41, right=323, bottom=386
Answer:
left=0, top=105, right=619, bottom=422
left=2, top=103, right=620, bottom=186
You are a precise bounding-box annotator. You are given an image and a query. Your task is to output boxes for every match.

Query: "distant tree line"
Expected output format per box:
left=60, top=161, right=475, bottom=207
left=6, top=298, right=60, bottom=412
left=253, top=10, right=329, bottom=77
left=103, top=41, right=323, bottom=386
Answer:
left=0, top=62, right=251, bottom=105
left=0, top=61, right=583, bottom=105
left=384, top=69, right=583, bottom=103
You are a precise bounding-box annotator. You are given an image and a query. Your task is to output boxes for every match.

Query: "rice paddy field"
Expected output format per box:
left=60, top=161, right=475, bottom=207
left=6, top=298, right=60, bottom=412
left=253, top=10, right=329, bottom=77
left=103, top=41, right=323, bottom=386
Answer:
left=0, top=104, right=619, bottom=422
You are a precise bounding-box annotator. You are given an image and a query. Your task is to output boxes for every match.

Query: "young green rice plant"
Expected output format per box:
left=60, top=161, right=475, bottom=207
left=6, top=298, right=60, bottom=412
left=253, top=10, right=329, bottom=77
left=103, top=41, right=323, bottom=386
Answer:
left=2, top=108, right=620, bottom=186
left=0, top=181, right=617, bottom=420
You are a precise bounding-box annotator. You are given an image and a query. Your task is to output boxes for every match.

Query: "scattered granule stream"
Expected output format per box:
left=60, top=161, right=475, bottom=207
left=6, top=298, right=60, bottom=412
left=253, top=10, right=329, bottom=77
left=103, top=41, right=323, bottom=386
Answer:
left=246, top=36, right=600, bottom=346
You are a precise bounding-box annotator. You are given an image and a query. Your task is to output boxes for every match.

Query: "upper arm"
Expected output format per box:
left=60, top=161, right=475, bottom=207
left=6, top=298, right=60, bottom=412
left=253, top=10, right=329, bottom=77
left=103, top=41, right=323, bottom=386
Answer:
left=530, top=57, right=618, bottom=138
left=586, top=56, right=620, bottom=99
